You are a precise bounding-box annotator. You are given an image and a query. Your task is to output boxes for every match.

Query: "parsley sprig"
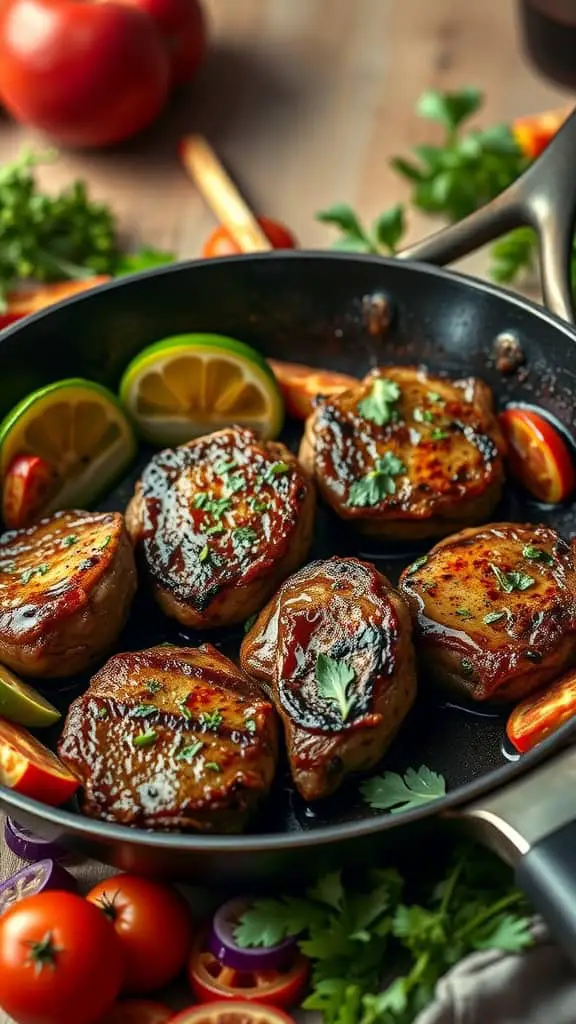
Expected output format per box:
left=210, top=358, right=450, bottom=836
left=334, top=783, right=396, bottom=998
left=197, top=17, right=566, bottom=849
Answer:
left=358, top=379, right=401, bottom=427
left=348, top=453, right=406, bottom=508
left=315, top=87, right=576, bottom=295
left=234, top=842, right=533, bottom=1024
left=361, top=766, right=446, bottom=814
left=315, top=654, right=357, bottom=723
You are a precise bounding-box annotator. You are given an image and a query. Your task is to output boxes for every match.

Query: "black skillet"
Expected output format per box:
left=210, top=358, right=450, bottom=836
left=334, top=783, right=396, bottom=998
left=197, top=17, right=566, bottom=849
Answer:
left=1, top=108, right=576, bottom=958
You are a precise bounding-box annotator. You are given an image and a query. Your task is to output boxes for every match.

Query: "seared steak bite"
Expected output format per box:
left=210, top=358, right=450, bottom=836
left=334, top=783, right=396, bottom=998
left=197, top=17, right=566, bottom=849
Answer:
left=58, top=644, right=278, bottom=833
left=400, top=522, right=576, bottom=703
left=0, top=510, right=136, bottom=678
left=299, top=366, right=505, bottom=540
left=241, top=557, right=417, bottom=801
left=126, top=427, right=315, bottom=629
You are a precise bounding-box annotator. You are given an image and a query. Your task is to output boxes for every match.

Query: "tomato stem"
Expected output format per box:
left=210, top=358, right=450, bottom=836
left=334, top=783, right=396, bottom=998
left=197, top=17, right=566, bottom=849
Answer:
left=24, top=931, right=63, bottom=974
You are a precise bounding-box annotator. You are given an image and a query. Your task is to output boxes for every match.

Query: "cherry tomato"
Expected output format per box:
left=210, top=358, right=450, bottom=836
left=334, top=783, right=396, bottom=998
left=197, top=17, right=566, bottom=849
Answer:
left=0, top=719, right=79, bottom=806
left=201, top=217, right=297, bottom=259
left=2, top=454, right=59, bottom=529
left=0, top=0, right=170, bottom=147
left=99, top=999, right=173, bottom=1024
left=499, top=407, right=575, bottom=503
left=188, top=930, right=309, bottom=1008
left=0, top=890, right=123, bottom=1024
left=124, top=0, right=206, bottom=85
left=87, top=874, right=193, bottom=995
left=171, top=1002, right=297, bottom=1024
left=507, top=667, right=576, bottom=753
left=267, top=359, right=358, bottom=420
left=512, top=106, right=569, bottom=159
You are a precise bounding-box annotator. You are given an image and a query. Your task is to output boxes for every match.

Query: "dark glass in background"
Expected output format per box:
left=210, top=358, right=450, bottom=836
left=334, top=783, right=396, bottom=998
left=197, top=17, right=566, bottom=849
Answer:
left=518, top=0, right=576, bottom=90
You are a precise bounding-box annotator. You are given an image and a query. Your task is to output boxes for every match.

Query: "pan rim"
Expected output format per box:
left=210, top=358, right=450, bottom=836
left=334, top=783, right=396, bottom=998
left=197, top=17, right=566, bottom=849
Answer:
left=1, top=248, right=575, bottom=851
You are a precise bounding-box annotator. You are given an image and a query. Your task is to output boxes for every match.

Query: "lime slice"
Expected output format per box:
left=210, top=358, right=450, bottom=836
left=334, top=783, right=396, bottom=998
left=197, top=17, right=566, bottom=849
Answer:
left=119, top=333, right=284, bottom=445
left=0, top=379, right=136, bottom=511
left=0, top=664, right=61, bottom=727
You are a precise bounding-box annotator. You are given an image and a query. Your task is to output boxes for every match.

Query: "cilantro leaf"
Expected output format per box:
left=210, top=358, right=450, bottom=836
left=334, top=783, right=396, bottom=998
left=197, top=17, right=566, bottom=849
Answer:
left=522, top=545, right=553, bottom=564
left=357, top=379, right=401, bottom=426
left=472, top=913, right=533, bottom=952
left=347, top=452, right=406, bottom=508
left=234, top=896, right=325, bottom=948
left=315, top=654, right=357, bottom=722
left=361, top=765, right=446, bottom=813
left=308, top=871, right=345, bottom=911
left=417, top=86, right=483, bottom=133
left=371, top=204, right=405, bottom=254
left=490, top=563, right=535, bottom=592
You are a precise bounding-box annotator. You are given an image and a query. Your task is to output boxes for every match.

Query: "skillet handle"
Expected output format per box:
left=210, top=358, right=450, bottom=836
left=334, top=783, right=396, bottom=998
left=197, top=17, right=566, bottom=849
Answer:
left=397, top=107, right=576, bottom=325
left=457, top=741, right=576, bottom=963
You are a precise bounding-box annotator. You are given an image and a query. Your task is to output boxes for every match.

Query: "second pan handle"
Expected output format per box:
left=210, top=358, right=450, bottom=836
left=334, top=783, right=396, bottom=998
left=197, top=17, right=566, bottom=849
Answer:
left=397, top=107, right=576, bottom=325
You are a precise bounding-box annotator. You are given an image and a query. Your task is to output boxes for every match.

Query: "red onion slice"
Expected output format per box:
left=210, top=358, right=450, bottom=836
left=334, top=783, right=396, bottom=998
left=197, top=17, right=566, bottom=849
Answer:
left=208, top=896, right=297, bottom=970
left=0, top=859, right=77, bottom=915
left=5, top=817, right=66, bottom=863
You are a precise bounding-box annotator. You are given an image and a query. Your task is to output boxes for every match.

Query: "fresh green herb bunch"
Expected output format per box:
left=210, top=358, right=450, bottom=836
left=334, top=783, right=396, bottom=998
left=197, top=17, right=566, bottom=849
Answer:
left=235, top=841, right=533, bottom=1024
left=316, top=86, right=576, bottom=293
left=0, top=149, right=174, bottom=312
left=0, top=150, right=118, bottom=308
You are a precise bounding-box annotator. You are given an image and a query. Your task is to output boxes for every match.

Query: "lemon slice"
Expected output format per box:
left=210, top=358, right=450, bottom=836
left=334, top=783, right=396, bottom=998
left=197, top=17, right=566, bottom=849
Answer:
left=0, top=379, right=136, bottom=511
left=119, top=334, right=284, bottom=445
left=0, top=664, right=60, bottom=727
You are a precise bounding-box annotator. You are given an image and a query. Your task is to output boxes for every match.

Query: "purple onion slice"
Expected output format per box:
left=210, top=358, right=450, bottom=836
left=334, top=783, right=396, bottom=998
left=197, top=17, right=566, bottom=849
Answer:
left=5, top=817, right=66, bottom=863
left=0, top=859, right=77, bottom=915
left=208, top=896, right=297, bottom=970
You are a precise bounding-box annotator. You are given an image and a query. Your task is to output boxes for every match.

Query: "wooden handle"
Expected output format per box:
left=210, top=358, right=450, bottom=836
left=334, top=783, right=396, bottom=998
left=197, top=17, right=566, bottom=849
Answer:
left=180, top=134, right=272, bottom=253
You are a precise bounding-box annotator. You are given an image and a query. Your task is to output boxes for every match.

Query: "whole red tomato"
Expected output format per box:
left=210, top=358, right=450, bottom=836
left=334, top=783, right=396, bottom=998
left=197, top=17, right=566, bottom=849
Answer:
left=0, top=0, right=170, bottom=147
left=0, top=891, right=123, bottom=1024
left=124, top=0, right=206, bottom=85
left=202, top=216, right=298, bottom=258
left=87, top=874, right=193, bottom=995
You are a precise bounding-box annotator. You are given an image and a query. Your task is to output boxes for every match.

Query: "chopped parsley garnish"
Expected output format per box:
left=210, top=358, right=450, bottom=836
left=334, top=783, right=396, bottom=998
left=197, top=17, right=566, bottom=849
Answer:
left=199, top=543, right=210, bottom=563
left=406, top=555, right=428, bottom=575
left=133, top=729, right=157, bottom=748
left=225, top=473, right=245, bottom=495
left=20, top=563, right=49, bottom=584
left=357, top=378, right=401, bottom=426
left=233, top=526, right=258, bottom=551
left=455, top=608, right=473, bottom=619
left=262, top=461, right=290, bottom=484
left=62, top=534, right=78, bottom=547
left=460, top=658, right=474, bottom=675
left=96, top=706, right=109, bottom=720
left=413, top=407, right=434, bottom=423
left=199, top=710, right=223, bottom=731
left=430, top=428, right=449, bottom=440
left=205, top=523, right=224, bottom=536
left=347, top=452, right=406, bottom=507
left=214, top=459, right=237, bottom=475
left=484, top=610, right=510, bottom=625
left=522, top=545, right=553, bottom=564
left=177, top=740, right=204, bottom=762
left=194, top=494, right=232, bottom=519
left=206, top=761, right=222, bottom=773
left=147, top=679, right=164, bottom=694
left=490, top=564, right=535, bottom=593
left=98, top=535, right=112, bottom=550
left=244, top=613, right=257, bottom=633
left=315, top=654, right=357, bottom=722
left=532, top=611, right=545, bottom=629
left=428, top=391, right=444, bottom=404
left=179, top=699, right=193, bottom=721
left=245, top=718, right=257, bottom=735
left=250, top=497, right=269, bottom=513
left=129, top=704, right=157, bottom=718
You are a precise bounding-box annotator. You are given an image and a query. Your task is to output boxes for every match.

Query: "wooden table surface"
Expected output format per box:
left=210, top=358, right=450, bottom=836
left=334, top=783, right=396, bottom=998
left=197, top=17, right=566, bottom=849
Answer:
left=0, top=0, right=572, bottom=281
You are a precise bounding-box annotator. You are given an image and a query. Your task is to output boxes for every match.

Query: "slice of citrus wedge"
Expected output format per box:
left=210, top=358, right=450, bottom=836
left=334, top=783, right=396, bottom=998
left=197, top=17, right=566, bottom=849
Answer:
left=0, top=379, right=136, bottom=513
left=119, top=334, right=284, bottom=445
left=0, top=665, right=60, bottom=728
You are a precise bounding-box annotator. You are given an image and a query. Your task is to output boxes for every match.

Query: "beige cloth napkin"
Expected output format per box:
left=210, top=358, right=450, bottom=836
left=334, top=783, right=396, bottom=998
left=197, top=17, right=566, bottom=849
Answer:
left=2, top=826, right=576, bottom=1024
